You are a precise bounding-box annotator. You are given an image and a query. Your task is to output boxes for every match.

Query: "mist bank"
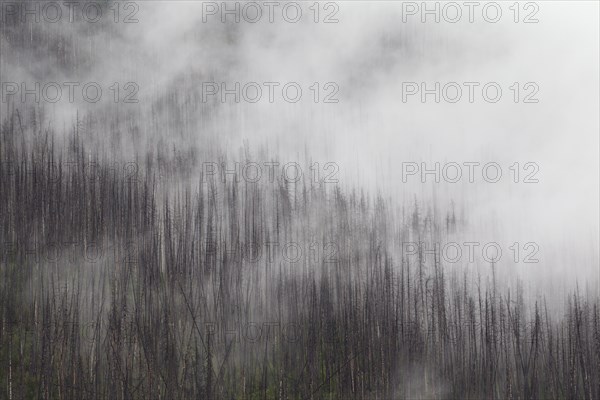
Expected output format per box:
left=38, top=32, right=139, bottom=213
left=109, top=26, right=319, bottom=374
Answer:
left=1, top=1, right=598, bottom=284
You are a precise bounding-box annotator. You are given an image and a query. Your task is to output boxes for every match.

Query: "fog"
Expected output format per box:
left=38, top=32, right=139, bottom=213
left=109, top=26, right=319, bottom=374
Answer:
left=5, top=1, right=595, bottom=285
left=1, top=2, right=599, bottom=398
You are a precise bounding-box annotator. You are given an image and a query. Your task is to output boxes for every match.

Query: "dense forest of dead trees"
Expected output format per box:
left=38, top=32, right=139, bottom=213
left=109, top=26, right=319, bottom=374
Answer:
left=0, top=109, right=599, bottom=399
